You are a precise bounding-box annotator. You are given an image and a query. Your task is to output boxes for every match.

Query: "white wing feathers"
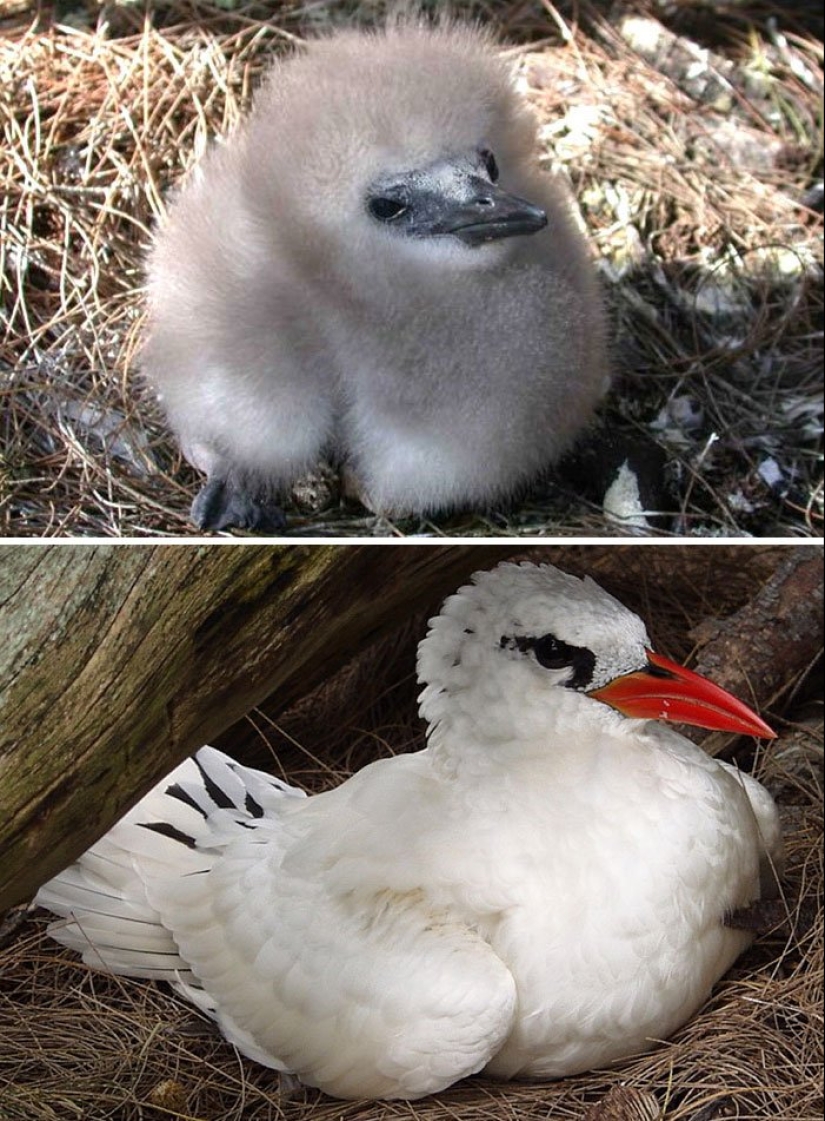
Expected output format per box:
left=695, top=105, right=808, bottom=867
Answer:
left=34, top=748, right=304, bottom=981
left=718, top=761, right=784, bottom=894
left=35, top=746, right=516, bottom=1097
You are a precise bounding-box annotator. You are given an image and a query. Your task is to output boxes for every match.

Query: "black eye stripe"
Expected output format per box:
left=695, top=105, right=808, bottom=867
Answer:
left=499, top=632, right=596, bottom=690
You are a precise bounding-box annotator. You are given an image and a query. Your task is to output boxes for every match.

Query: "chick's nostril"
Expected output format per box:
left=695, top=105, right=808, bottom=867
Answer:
left=476, top=196, right=494, bottom=207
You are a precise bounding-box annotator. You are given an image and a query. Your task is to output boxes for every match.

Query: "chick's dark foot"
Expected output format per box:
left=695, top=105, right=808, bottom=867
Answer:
left=191, top=478, right=287, bottom=533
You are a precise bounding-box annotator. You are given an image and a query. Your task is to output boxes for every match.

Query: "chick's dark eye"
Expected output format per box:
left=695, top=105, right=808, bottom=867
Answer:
left=368, top=196, right=408, bottom=222
left=480, top=149, right=499, bottom=182
left=532, top=634, right=570, bottom=669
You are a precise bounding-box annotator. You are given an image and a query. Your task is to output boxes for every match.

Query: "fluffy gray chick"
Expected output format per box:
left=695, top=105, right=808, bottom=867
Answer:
left=142, top=23, right=610, bottom=532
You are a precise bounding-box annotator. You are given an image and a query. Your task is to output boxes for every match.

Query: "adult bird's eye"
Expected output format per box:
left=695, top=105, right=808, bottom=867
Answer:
left=532, top=634, right=570, bottom=670
left=480, top=149, right=499, bottom=182
left=368, top=196, right=408, bottom=222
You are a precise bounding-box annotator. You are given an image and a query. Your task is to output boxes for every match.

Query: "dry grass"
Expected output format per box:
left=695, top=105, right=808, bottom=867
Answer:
left=1, top=545, right=822, bottom=1119
left=0, top=0, right=821, bottom=537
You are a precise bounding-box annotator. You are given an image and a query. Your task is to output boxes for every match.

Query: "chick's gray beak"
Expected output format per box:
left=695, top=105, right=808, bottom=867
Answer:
left=408, top=175, right=547, bottom=246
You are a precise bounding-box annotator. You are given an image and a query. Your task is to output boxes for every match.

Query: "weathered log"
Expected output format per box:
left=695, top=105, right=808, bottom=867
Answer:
left=0, top=543, right=516, bottom=910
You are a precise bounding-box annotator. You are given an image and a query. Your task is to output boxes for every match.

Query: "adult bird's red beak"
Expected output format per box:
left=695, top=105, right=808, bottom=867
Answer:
left=589, top=649, right=776, bottom=738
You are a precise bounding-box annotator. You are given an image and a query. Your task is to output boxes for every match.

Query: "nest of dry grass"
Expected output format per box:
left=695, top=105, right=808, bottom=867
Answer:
left=0, top=0, right=821, bottom=537
left=1, top=545, right=822, bottom=1120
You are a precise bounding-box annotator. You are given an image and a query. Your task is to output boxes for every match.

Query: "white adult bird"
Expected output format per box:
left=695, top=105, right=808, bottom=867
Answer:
left=141, top=24, right=609, bottom=531
left=36, top=563, right=781, bottom=1099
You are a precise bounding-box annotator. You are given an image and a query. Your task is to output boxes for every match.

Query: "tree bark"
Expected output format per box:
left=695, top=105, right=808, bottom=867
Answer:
left=691, top=547, right=823, bottom=756
left=0, top=543, right=517, bottom=910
